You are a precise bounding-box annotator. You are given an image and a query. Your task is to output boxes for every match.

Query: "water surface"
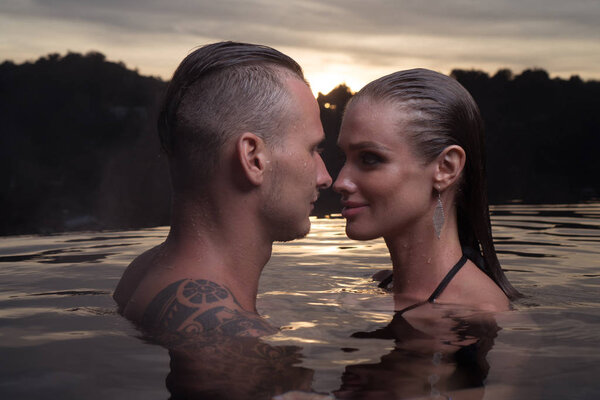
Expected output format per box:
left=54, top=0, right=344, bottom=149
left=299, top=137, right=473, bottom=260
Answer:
left=1, top=203, right=599, bottom=399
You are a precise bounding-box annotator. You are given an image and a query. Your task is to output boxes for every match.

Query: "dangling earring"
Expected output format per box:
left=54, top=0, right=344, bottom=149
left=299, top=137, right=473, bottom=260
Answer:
left=433, top=190, right=445, bottom=239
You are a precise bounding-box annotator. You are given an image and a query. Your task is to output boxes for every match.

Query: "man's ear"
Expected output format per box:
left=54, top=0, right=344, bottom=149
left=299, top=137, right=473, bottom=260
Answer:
left=236, top=132, right=268, bottom=186
left=433, top=145, right=466, bottom=191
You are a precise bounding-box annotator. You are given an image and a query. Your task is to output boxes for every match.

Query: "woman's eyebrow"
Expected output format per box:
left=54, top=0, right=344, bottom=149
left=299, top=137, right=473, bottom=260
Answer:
left=347, top=141, right=391, bottom=152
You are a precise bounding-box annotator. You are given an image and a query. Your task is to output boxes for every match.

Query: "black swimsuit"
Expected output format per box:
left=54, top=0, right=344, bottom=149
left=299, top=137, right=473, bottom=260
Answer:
left=349, top=254, right=497, bottom=393
left=352, top=254, right=469, bottom=341
left=378, top=254, right=468, bottom=311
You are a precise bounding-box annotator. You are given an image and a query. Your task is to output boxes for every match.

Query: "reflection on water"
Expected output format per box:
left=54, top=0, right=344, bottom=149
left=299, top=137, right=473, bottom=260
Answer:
left=164, top=335, right=316, bottom=399
left=23, top=290, right=111, bottom=297
left=162, top=307, right=499, bottom=399
left=335, top=306, right=499, bottom=399
left=0, top=205, right=599, bottom=399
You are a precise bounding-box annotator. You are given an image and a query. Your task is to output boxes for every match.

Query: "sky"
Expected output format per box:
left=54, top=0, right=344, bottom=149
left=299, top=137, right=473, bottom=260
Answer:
left=1, top=0, right=600, bottom=95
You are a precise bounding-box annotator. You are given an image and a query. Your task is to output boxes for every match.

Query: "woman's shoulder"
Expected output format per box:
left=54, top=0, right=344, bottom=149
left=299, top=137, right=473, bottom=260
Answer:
left=443, top=260, right=510, bottom=312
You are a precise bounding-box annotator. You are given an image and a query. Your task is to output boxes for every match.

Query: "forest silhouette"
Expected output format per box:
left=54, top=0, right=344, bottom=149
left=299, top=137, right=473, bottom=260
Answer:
left=1, top=52, right=599, bottom=235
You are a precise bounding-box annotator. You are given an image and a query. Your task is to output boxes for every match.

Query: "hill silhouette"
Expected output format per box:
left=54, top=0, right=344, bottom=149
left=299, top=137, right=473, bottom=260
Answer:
left=1, top=52, right=599, bottom=235
left=1, top=52, right=169, bottom=235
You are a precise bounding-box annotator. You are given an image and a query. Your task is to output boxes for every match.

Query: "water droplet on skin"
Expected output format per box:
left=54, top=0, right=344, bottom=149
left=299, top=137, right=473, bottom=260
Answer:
left=428, top=374, right=440, bottom=386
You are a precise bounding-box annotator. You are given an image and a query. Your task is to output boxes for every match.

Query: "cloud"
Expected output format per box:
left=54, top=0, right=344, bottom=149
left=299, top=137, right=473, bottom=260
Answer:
left=4, top=0, right=599, bottom=39
left=1, top=0, right=600, bottom=89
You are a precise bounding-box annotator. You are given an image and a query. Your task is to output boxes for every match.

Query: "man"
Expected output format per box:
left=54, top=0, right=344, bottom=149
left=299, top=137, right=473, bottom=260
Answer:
left=113, top=42, right=332, bottom=338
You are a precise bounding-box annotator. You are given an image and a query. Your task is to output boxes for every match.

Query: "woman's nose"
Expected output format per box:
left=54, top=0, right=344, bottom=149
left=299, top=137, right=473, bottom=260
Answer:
left=333, top=166, right=356, bottom=195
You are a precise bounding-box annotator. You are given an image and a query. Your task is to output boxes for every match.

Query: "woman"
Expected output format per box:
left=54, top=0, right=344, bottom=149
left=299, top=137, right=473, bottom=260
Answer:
left=333, top=68, right=521, bottom=313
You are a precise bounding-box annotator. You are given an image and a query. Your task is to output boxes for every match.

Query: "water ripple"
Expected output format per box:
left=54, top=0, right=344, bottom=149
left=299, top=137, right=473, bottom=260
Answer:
left=25, top=290, right=111, bottom=298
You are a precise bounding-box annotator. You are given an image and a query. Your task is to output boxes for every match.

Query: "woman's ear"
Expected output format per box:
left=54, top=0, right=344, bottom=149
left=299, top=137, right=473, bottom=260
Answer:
left=236, top=132, right=268, bottom=186
left=433, top=145, right=466, bottom=191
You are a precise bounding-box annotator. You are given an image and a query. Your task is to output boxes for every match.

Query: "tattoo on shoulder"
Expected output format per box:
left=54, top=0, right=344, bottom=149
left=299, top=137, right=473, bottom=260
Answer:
left=141, top=279, right=276, bottom=339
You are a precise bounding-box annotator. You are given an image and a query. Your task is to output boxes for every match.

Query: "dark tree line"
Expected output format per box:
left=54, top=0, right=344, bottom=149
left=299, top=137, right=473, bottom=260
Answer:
left=451, top=69, right=600, bottom=204
left=1, top=52, right=170, bottom=235
left=1, top=52, right=598, bottom=235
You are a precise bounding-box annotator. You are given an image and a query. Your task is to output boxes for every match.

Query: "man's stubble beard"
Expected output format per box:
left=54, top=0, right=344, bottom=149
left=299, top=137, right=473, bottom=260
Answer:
left=261, top=165, right=311, bottom=243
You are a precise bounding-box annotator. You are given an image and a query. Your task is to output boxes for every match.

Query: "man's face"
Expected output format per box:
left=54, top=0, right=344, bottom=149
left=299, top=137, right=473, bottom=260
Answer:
left=262, top=78, right=332, bottom=242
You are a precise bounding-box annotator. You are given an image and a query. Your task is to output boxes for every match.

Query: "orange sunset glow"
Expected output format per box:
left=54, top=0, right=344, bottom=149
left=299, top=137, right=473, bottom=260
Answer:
left=2, top=1, right=600, bottom=95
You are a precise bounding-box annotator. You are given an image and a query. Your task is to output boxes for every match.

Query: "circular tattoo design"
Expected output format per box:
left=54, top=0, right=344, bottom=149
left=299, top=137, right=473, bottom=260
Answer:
left=178, top=279, right=230, bottom=306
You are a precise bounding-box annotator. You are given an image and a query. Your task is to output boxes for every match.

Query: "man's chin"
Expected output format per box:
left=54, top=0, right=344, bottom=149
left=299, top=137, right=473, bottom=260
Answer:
left=274, top=220, right=311, bottom=243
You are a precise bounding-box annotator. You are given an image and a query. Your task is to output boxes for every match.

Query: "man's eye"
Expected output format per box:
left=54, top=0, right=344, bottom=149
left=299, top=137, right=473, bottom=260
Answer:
left=360, top=152, right=382, bottom=166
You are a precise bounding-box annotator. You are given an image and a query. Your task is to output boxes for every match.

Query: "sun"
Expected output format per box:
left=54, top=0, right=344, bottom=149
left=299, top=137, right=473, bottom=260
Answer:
left=284, top=50, right=363, bottom=97
left=305, top=73, right=364, bottom=98
left=306, top=74, right=343, bottom=97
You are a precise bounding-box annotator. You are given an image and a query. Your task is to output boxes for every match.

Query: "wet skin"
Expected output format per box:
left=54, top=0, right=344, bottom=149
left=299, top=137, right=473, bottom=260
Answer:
left=334, top=99, right=436, bottom=242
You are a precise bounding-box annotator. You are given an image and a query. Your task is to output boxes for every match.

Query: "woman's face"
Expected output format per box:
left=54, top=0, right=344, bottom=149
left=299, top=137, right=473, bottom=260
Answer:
left=333, top=99, right=437, bottom=241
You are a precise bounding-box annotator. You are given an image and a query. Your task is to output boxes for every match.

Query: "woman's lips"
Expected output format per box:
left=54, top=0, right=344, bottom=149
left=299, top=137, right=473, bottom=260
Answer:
left=341, top=202, right=368, bottom=218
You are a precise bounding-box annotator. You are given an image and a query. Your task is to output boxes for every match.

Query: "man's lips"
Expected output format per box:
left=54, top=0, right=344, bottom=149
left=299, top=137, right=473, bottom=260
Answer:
left=341, top=201, right=368, bottom=218
left=310, top=195, right=319, bottom=210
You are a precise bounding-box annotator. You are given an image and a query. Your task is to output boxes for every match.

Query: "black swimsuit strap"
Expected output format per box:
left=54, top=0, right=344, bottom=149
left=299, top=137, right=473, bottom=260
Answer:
left=395, top=299, right=428, bottom=315
left=427, top=254, right=468, bottom=303
left=383, top=254, right=470, bottom=314
left=377, top=272, right=394, bottom=289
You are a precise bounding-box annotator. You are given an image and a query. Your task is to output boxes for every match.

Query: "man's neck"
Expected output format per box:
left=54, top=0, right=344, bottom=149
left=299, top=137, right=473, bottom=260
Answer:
left=165, top=195, right=273, bottom=313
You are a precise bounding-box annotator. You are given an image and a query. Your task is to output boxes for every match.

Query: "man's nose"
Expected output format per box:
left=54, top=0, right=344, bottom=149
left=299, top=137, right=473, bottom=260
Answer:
left=316, top=154, right=332, bottom=189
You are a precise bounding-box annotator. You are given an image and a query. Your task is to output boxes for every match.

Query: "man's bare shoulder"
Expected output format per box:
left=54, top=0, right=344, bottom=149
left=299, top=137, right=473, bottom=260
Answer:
left=140, top=278, right=278, bottom=342
left=114, top=244, right=276, bottom=340
left=113, top=244, right=164, bottom=311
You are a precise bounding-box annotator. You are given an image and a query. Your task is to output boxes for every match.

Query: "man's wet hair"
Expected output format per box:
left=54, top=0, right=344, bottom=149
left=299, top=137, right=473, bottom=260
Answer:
left=158, top=41, right=306, bottom=193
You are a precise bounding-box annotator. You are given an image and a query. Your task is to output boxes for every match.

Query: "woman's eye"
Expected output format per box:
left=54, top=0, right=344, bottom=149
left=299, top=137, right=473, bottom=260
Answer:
left=360, top=152, right=382, bottom=166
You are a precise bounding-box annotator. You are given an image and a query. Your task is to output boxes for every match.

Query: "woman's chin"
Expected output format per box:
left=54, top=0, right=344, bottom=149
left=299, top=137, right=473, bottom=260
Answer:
left=345, top=224, right=380, bottom=241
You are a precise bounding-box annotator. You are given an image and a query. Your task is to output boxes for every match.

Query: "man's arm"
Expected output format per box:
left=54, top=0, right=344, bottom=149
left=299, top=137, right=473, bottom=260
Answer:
left=141, top=278, right=277, bottom=340
left=141, top=279, right=322, bottom=399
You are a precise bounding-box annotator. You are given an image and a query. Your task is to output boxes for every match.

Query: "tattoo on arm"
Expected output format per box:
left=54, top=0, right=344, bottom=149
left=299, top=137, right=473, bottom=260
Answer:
left=141, top=279, right=276, bottom=340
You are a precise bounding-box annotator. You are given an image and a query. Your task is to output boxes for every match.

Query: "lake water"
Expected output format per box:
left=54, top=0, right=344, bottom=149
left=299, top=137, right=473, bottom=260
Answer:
left=1, top=203, right=599, bottom=399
